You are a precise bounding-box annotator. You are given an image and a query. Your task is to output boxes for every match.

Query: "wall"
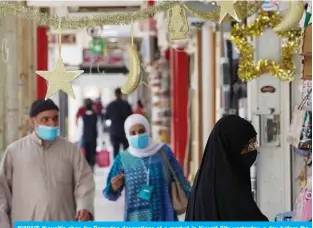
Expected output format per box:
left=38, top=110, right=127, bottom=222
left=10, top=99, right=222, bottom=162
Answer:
left=248, top=30, right=291, bottom=220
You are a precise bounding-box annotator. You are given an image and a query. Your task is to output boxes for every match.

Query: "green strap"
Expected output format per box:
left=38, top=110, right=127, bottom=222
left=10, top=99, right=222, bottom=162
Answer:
left=304, top=12, right=311, bottom=28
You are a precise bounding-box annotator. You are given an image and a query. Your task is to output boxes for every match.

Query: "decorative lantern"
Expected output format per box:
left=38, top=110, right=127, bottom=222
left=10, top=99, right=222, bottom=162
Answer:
left=167, top=5, right=189, bottom=40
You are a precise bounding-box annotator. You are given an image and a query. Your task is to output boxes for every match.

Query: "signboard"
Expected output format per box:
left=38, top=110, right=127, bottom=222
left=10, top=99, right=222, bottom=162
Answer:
left=80, top=48, right=124, bottom=68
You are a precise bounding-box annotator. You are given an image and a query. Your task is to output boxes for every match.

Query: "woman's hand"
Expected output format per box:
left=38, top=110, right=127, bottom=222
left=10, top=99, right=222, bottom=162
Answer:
left=111, top=173, right=124, bottom=192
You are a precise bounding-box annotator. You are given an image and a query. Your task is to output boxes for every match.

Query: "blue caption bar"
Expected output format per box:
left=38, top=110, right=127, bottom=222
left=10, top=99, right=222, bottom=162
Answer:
left=14, top=221, right=312, bottom=228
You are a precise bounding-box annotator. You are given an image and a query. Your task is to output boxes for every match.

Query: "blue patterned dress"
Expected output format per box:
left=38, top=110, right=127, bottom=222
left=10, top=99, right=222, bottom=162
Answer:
left=103, top=144, right=190, bottom=221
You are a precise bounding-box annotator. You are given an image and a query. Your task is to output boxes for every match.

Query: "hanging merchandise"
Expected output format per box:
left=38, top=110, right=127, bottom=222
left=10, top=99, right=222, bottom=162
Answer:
left=230, top=11, right=302, bottom=82
left=287, top=89, right=312, bottom=151
left=304, top=2, right=312, bottom=28
left=293, top=162, right=312, bottom=221
left=89, top=39, right=107, bottom=56
left=301, top=24, right=312, bottom=80
left=302, top=80, right=312, bottom=110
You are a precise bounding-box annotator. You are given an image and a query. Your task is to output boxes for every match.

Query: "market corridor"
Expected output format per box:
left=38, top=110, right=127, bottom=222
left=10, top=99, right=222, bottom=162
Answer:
left=94, top=167, right=124, bottom=221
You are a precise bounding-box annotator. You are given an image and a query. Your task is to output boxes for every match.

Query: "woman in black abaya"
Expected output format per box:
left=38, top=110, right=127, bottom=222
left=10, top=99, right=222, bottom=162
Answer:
left=185, top=115, right=268, bottom=221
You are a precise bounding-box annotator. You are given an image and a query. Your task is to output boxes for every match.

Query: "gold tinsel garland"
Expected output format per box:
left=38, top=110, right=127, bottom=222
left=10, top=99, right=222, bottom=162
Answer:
left=184, top=1, right=262, bottom=22
left=0, top=1, right=180, bottom=28
left=231, top=11, right=302, bottom=82
left=0, top=1, right=262, bottom=29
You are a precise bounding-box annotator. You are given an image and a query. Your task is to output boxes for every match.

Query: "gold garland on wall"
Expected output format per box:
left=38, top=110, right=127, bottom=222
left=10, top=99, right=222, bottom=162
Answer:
left=0, top=1, right=261, bottom=28
left=231, top=11, right=302, bottom=82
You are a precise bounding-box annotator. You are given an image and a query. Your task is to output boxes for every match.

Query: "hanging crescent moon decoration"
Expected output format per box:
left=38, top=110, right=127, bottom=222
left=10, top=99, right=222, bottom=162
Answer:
left=272, top=0, right=305, bottom=32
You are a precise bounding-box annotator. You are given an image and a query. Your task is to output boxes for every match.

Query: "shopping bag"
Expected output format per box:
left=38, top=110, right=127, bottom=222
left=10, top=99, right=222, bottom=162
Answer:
left=96, top=146, right=110, bottom=168
left=287, top=89, right=312, bottom=151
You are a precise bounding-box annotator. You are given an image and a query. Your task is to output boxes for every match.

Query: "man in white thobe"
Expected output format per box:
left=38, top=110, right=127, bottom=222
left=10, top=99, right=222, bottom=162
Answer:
left=0, top=99, right=95, bottom=228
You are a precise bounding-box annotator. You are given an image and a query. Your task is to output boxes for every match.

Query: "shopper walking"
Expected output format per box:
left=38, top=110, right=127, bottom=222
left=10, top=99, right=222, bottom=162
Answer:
left=185, top=115, right=268, bottom=221
left=78, top=102, right=98, bottom=172
left=103, top=114, right=190, bottom=221
left=0, top=99, right=95, bottom=227
left=104, top=88, right=133, bottom=158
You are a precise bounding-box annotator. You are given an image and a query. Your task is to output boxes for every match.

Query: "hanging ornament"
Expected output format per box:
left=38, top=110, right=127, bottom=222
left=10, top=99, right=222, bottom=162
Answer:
left=89, top=39, right=106, bottom=56
left=272, top=0, right=304, bottom=32
left=35, top=19, right=83, bottom=99
left=231, top=11, right=302, bottom=82
left=167, top=4, right=189, bottom=40
left=304, top=2, right=312, bottom=28
left=121, top=21, right=141, bottom=95
left=184, top=1, right=262, bottom=22
left=217, top=0, right=240, bottom=23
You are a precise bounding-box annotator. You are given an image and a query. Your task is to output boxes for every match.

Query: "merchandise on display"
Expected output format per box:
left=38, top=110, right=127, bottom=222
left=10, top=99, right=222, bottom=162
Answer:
left=301, top=23, right=312, bottom=80
left=231, top=11, right=302, bottom=82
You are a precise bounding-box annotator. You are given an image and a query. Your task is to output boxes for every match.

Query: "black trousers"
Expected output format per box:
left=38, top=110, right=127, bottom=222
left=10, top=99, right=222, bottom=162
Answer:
left=84, top=141, right=97, bottom=171
left=110, top=134, right=129, bottom=158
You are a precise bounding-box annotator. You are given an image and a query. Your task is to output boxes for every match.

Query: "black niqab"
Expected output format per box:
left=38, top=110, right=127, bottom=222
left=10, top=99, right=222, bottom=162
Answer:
left=185, top=115, right=268, bottom=221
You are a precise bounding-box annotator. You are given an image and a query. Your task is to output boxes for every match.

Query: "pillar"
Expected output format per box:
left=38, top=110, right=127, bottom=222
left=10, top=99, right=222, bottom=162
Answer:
left=170, top=48, right=189, bottom=166
left=36, top=26, right=48, bottom=99
left=4, top=15, right=19, bottom=146
left=201, top=25, right=215, bottom=150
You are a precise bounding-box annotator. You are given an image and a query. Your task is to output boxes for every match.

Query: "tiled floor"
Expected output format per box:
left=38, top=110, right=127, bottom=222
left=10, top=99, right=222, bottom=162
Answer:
left=94, top=167, right=125, bottom=221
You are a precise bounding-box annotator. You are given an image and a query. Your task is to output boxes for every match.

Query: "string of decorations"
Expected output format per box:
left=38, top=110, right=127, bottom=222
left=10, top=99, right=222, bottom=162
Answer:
left=184, top=1, right=262, bottom=22
left=0, top=1, right=180, bottom=28
left=0, top=1, right=262, bottom=29
left=231, top=11, right=302, bottom=82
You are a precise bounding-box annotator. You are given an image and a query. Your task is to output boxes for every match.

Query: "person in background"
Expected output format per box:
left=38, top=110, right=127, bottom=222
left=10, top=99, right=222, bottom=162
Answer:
left=76, top=98, right=92, bottom=125
left=78, top=102, right=98, bottom=172
left=0, top=99, right=94, bottom=227
left=185, top=115, right=268, bottom=221
left=103, top=114, right=190, bottom=221
left=133, top=100, right=145, bottom=116
left=104, top=88, right=132, bottom=158
left=94, top=97, right=103, bottom=116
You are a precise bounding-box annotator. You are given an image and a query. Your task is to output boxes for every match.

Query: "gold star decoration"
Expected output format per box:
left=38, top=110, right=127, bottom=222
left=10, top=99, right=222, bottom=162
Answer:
left=35, top=18, right=84, bottom=99
left=36, top=55, right=83, bottom=99
left=218, top=0, right=240, bottom=23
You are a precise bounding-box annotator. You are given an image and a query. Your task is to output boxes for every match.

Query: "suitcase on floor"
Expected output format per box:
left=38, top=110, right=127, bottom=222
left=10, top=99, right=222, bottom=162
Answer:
left=96, top=143, right=110, bottom=168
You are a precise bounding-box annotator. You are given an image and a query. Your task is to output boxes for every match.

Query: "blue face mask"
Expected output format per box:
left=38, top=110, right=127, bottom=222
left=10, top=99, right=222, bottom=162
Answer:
left=129, top=133, right=149, bottom=149
left=37, top=124, right=59, bottom=141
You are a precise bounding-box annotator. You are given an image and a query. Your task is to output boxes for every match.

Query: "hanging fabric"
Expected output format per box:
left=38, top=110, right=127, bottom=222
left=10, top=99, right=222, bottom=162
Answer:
left=287, top=89, right=312, bottom=151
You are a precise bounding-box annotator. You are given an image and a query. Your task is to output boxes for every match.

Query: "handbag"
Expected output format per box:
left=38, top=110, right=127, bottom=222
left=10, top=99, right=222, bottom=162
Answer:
left=96, top=142, right=111, bottom=168
left=160, top=150, right=188, bottom=215
left=287, top=89, right=312, bottom=151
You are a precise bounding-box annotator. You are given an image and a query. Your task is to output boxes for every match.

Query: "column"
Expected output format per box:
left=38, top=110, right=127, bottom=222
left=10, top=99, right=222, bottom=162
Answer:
left=36, top=26, right=48, bottom=99
left=17, top=1, right=30, bottom=137
left=201, top=24, right=215, bottom=150
left=170, top=48, right=189, bottom=166
left=4, top=14, right=19, bottom=146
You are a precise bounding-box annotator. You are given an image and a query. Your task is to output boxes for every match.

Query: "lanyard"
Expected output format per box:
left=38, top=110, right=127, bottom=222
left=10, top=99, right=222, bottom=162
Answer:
left=141, top=156, right=152, bottom=185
